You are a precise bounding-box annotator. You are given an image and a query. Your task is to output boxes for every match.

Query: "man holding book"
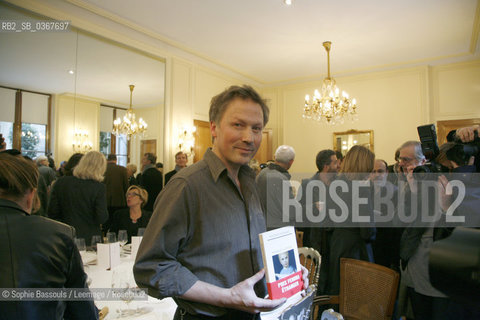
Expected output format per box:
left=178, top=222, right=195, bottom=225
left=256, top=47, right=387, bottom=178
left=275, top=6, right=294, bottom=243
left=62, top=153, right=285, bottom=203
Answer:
left=134, top=85, right=308, bottom=320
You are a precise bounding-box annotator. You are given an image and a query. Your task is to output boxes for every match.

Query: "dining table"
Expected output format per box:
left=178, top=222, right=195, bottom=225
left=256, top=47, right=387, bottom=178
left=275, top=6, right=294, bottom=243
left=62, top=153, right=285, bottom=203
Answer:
left=82, top=247, right=177, bottom=320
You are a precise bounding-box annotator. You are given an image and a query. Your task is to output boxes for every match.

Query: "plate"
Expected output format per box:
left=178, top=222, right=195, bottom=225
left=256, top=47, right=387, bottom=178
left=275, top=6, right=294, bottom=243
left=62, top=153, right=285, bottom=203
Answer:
left=123, top=244, right=132, bottom=253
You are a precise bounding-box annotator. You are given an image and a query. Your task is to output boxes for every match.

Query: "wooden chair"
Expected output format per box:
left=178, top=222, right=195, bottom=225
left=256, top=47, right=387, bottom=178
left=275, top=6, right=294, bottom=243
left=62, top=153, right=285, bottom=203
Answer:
left=296, top=230, right=304, bottom=247
left=313, top=258, right=399, bottom=320
left=298, top=247, right=321, bottom=291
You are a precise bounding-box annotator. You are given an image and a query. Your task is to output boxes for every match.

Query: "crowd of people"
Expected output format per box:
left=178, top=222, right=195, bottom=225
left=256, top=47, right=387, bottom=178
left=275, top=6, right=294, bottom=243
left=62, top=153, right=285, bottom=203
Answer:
left=255, top=127, right=479, bottom=319
left=0, top=84, right=478, bottom=320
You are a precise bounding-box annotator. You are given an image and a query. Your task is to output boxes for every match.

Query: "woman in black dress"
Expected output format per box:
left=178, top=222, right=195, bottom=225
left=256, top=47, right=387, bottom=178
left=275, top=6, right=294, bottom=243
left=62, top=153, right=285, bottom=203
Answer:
left=326, top=145, right=376, bottom=295
left=110, top=185, right=152, bottom=243
left=48, top=151, right=108, bottom=246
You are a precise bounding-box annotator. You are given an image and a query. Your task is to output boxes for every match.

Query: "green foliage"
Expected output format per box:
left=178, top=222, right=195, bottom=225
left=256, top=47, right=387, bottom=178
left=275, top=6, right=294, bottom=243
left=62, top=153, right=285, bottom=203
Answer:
left=21, top=123, right=40, bottom=158
left=99, top=131, right=111, bottom=156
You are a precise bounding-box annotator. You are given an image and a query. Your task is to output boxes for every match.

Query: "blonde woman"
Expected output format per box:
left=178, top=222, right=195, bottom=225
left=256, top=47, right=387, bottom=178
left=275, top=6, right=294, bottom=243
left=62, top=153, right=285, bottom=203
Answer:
left=327, top=145, right=376, bottom=295
left=109, top=185, right=152, bottom=243
left=48, top=151, right=108, bottom=246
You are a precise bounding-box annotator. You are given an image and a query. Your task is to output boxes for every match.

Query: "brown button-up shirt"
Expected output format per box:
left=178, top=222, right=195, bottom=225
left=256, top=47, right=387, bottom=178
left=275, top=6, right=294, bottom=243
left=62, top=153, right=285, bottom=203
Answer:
left=134, top=149, right=267, bottom=317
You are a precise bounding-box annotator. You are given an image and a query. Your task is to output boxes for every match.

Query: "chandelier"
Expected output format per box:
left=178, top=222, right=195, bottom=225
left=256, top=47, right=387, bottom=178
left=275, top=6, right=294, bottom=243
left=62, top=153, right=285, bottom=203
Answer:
left=72, top=129, right=92, bottom=153
left=112, top=85, right=147, bottom=140
left=303, top=41, right=358, bottom=125
left=177, top=125, right=197, bottom=157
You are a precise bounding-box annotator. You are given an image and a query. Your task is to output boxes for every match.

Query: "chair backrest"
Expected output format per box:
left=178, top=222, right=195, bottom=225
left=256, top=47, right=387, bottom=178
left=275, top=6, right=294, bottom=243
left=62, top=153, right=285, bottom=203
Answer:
left=339, top=258, right=399, bottom=320
left=298, top=247, right=321, bottom=290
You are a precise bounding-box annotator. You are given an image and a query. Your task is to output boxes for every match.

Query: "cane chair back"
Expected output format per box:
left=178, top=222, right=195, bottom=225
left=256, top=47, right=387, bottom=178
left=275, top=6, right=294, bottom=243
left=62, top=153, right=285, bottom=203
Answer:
left=313, top=258, right=399, bottom=320
left=298, top=247, right=321, bottom=290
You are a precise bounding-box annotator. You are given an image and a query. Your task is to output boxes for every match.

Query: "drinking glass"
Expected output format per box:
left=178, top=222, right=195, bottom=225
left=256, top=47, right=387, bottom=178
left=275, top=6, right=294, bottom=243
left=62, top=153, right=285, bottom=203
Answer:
left=75, top=238, right=87, bottom=264
left=106, top=232, right=117, bottom=243
left=137, top=228, right=146, bottom=237
left=90, top=235, right=102, bottom=252
left=74, top=238, right=86, bottom=253
left=112, top=265, right=136, bottom=317
left=118, top=230, right=128, bottom=247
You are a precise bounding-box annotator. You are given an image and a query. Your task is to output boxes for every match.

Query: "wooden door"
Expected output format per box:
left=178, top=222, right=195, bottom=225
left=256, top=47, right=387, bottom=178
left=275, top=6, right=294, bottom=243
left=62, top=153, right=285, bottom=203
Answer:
left=193, top=120, right=213, bottom=163
left=140, top=139, right=156, bottom=159
left=193, top=120, right=273, bottom=165
left=254, top=129, right=273, bottom=164
left=437, top=119, right=480, bottom=145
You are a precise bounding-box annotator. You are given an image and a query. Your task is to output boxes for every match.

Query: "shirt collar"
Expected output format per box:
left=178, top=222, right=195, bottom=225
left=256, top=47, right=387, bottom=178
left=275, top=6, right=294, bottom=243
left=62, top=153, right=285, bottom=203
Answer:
left=267, top=162, right=290, bottom=177
left=174, top=165, right=185, bottom=172
left=142, top=163, right=155, bottom=174
left=0, top=198, right=29, bottom=215
left=203, top=148, right=255, bottom=183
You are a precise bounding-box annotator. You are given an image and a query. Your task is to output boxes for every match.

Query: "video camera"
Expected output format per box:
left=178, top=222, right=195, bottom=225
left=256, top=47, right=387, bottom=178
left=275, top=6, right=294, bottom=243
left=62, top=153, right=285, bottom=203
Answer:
left=416, top=124, right=480, bottom=174
left=414, top=124, right=443, bottom=175
left=448, top=129, right=480, bottom=169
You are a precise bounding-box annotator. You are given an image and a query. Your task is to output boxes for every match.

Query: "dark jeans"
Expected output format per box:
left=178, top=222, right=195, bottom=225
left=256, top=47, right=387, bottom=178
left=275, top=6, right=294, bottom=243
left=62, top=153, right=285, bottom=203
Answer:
left=407, top=287, right=449, bottom=320
left=173, top=308, right=257, bottom=320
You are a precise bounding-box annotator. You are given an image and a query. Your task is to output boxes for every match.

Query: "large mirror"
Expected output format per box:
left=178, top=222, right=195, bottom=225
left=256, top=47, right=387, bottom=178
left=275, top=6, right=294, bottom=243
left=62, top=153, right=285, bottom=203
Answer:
left=0, top=1, right=165, bottom=168
left=333, top=129, right=374, bottom=156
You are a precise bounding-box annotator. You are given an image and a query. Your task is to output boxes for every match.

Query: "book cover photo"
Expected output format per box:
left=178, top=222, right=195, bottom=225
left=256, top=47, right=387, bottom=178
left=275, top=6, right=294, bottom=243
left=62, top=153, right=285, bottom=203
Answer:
left=259, top=226, right=303, bottom=300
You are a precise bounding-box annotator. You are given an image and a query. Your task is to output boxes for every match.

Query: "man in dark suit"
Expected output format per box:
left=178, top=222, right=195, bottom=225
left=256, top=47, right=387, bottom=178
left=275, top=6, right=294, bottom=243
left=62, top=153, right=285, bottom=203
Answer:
left=103, top=154, right=129, bottom=232
left=164, top=151, right=188, bottom=185
left=139, top=153, right=163, bottom=212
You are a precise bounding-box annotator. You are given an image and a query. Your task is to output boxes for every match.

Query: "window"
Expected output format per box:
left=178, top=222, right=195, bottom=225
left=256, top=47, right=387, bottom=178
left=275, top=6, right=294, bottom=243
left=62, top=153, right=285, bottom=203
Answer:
left=21, top=123, right=46, bottom=158
left=0, top=121, right=13, bottom=150
left=100, top=105, right=129, bottom=165
left=0, top=86, right=51, bottom=157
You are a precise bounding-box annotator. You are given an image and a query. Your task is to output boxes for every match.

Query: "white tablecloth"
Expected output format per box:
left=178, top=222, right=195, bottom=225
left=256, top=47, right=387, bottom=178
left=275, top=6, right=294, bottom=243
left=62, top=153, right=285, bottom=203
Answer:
left=84, top=251, right=177, bottom=320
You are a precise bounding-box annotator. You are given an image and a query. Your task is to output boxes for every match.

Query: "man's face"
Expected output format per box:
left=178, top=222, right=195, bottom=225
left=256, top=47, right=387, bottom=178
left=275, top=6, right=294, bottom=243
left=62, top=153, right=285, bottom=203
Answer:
left=398, top=145, right=425, bottom=175
left=175, top=153, right=188, bottom=168
left=372, top=160, right=388, bottom=186
left=326, top=155, right=339, bottom=173
left=210, top=98, right=264, bottom=173
left=279, top=253, right=289, bottom=268
left=141, top=155, right=150, bottom=166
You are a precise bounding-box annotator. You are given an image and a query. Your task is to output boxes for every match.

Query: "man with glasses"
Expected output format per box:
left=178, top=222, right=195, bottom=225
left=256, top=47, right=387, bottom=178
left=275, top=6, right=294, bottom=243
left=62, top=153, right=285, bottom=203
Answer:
left=397, top=141, right=449, bottom=320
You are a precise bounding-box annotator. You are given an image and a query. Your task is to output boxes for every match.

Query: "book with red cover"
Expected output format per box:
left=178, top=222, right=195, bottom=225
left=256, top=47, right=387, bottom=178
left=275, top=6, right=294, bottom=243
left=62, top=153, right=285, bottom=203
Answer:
left=259, top=226, right=303, bottom=300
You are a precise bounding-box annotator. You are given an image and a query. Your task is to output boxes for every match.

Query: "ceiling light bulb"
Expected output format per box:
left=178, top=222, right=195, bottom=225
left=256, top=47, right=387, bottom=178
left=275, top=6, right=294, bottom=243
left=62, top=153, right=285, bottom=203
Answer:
left=284, top=0, right=292, bottom=5
left=68, top=70, right=74, bottom=74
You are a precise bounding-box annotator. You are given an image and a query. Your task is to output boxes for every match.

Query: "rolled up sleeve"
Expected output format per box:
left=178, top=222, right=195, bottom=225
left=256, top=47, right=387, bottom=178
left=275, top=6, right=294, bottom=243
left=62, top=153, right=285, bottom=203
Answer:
left=133, top=178, right=198, bottom=299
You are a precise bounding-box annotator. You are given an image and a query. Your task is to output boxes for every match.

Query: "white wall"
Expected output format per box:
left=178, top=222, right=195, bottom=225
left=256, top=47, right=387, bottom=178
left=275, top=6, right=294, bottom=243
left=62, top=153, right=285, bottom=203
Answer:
left=265, top=60, right=480, bottom=174
left=431, top=60, right=480, bottom=121
left=12, top=1, right=479, bottom=172
left=54, top=94, right=99, bottom=164
left=164, top=58, right=253, bottom=171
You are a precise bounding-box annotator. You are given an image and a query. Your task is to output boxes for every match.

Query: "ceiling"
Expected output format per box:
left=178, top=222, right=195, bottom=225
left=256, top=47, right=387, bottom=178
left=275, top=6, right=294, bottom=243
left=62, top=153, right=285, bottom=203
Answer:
left=78, top=0, right=480, bottom=84
left=0, top=1, right=165, bottom=108
left=0, top=0, right=479, bottom=106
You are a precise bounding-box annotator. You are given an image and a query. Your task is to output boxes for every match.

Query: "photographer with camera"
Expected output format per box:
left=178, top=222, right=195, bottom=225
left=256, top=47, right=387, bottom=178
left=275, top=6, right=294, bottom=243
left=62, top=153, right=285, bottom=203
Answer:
left=429, top=125, right=480, bottom=319
left=397, top=140, right=450, bottom=320
left=445, top=124, right=480, bottom=172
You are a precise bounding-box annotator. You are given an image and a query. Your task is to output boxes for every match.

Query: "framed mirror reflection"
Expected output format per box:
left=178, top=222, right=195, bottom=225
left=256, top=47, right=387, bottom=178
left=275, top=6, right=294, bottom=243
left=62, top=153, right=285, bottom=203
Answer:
left=0, top=1, right=165, bottom=167
left=333, top=129, right=374, bottom=156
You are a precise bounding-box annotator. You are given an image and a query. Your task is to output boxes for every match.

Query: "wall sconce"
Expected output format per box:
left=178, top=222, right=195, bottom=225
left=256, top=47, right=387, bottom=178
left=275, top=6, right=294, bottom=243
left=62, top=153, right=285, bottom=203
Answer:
left=72, top=129, right=93, bottom=153
left=177, top=125, right=196, bottom=157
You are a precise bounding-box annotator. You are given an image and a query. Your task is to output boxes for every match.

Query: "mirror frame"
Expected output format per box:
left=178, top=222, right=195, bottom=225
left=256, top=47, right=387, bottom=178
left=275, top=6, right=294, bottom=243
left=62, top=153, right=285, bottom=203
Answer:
left=333, top=129, right=374, bottom=155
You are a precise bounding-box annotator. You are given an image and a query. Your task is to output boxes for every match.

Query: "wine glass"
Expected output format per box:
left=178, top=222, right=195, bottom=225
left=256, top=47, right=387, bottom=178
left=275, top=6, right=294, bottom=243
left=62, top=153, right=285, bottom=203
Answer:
left=90, top=235, right=102, bottom=252
left=118, top=230, right=128, bottom=247
left=74, top=238, right=86, bottom=253
left=106, top=232, right=117, bottom=243
left=111, top=265, right=136, bottom=317
left=74, top=238, right=87, bottom=264
left=137, top=228, right=146, bottom=237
